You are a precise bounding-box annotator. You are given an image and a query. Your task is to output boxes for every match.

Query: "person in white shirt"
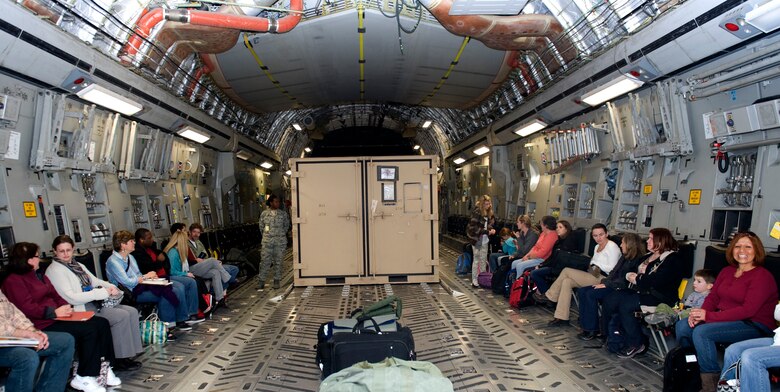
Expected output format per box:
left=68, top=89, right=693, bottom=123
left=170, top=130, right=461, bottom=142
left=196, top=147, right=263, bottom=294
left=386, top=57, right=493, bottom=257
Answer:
left=539, top=223, right=621, bottom=327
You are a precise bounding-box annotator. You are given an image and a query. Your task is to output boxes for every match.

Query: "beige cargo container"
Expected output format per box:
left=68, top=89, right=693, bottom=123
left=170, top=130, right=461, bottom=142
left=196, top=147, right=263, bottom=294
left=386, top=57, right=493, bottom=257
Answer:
left=289, top=156, right=439, bottom=286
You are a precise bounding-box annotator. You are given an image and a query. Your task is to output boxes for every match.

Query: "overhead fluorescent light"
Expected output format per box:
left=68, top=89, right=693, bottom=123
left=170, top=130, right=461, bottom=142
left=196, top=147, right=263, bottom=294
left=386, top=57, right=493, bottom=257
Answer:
left=745, top=0, right=780, bottom=32
left=581, top=75, right=644, bottom=106
left=260, top=162, right=273, bottom=169
left=285, top=170, right=292, bottom=176
left=292, top=123, right=302, bottom=131
left=514, top=119, right=548, bottom=137
left=304, top=147, right=312, bottom=153
left=473, top=146, right=490, bottom=155
left=413, top=145, right=420, bottom=150
left=177, top=126, right=211, bottom=144
left=236, top=150, right=252, bottom=161
left=76, top=84, right=143, bottom=116
left=453, top=157, right=466, bottom=165
left=422, top=120, right=432, bottom=128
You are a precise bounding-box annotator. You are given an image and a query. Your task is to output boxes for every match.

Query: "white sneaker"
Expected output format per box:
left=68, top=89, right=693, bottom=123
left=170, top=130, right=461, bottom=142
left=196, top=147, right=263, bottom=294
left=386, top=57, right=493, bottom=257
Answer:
left=106, top=367, right=122, bottom=387
left=70, top=375, right=107, bottom=392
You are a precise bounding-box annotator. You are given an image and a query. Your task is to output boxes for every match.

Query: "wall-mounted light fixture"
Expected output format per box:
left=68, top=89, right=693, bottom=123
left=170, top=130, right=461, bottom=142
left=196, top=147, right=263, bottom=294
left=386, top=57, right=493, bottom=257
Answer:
left=413, top=145, right=420, bottom=150
left=292, top=123, right=302, bottom=131
left=514, top=119, right=548, bottom=137
left=77, top=83, right=143, bottom=116
left=177, top=126, right=211, bottom=144
left=285, top=170, right=292, bottom=176
left=745, top=0, right=780, bottom=32
left=260, top=162, right=273, bottom=169
left=453, top=157, right=466, bottom=165
left=473, top=146, right=490, bottom=155
left=304, top=147, right=312, bottom=153
left=422, top=120, right=432, bottom=128
left=581, top=74, right=644, bottom=106
left=236, top=150, right=252, bottom=161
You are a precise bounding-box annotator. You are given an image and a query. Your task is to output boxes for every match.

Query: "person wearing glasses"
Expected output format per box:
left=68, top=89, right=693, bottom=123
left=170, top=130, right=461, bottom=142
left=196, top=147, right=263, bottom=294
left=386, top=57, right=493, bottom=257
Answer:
left=676, top=232, right=778, bottom=392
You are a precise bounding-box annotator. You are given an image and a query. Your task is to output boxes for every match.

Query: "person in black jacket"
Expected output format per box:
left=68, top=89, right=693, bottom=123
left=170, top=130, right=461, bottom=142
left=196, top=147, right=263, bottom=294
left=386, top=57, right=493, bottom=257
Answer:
left=529, top=220, right=579, bottom=294
left=601, top=228, right=685, bottom=358
left=575, top=233, right=645, bottom=341
left=131, top=228, right=170, bottom=278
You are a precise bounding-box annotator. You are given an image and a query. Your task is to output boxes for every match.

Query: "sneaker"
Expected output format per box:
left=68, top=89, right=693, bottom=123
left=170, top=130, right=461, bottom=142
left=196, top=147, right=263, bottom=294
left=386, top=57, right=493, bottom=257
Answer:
left=106, top=368, right=122, bottom=387
left=185, top=316, right=205, bottom=325
left=176, top=322, right=192, bottom=331
left=273, top=279, right=280, bottom=289
left=70, top=375, right=106, bottom=392
left=166, top=332, right=177, bottom=342
left=617, top=344, right=646, bottom=359
left=533, top=291, right=550, bottom=304
left=577, top=330, right=597, bottom=341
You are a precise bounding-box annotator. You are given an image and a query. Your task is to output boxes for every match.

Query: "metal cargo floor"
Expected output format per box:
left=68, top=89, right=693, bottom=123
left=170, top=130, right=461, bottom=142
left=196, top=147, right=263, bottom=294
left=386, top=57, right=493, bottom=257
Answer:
left=120, top=246, right=663, bottom=391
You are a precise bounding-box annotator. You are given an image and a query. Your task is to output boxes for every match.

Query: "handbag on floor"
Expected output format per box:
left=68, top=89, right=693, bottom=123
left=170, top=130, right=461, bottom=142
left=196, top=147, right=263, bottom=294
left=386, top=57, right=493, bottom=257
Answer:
left=716, top=360, right=740, bottom=392
left=140, top=312, right=168, bottom=345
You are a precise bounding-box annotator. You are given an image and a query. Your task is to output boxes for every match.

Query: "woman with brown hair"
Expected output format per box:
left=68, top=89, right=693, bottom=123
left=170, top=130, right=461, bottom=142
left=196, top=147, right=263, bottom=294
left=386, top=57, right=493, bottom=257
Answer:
left=575, top=233, right=646, bottom=341
left=676, top=231, right=777, bottom=391
left=2, top=242, right=119, bottom=392
left=46, top=235, right=143, bottom=371
left=466, top=195, right=495, bottom=287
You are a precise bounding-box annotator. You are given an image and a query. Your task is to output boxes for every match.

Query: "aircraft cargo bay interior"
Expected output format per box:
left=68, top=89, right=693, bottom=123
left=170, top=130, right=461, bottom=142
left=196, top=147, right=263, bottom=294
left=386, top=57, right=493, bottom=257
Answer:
left=1, top=0, right=780, bottom=391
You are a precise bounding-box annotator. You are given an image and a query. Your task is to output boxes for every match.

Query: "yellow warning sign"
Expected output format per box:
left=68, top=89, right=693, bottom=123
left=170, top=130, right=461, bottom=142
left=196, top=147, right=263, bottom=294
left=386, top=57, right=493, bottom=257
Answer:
left=689, top=189, right=702, bottom=205
left=23, top=201, right=37, bottom=217
left=770, top=222, right=780, bottom=240
left=643, top=185, right=653, bottom=194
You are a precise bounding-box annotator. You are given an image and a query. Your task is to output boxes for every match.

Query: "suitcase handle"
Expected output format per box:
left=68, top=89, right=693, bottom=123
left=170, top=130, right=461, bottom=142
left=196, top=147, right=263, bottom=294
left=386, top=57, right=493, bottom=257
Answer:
left=352, top=316, right=382, bottom=334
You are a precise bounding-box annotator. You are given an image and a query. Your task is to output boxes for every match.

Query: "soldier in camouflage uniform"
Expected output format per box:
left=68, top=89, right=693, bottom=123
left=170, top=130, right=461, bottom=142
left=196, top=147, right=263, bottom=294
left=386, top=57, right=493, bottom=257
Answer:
left=258, top=194, right=290, bottom=289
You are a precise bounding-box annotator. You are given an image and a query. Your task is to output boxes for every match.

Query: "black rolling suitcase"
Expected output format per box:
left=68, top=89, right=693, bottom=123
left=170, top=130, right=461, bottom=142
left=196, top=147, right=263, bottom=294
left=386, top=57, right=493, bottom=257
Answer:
left=316, top=317, right=416, bottom=379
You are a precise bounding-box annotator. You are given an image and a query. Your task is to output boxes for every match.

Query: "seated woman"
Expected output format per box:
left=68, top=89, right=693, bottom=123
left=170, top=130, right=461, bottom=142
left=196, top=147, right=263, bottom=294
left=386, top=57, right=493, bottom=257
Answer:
left=499, top=215, right=539, bottom=272
left=45, top=235, right=144, bottom=371
left=105, top=230, right=197, bottom=332
left=134, top=228, right=212, bottom=316
left=676, top=231, right=777, bottom=391
left=187, top=223, right=236, bottom=305
left=164, top=230, right=215, bottom=318
left=535, top=223, right=621, bottom=327
left=509, top=216, right=558, bottom=278
left=0, top=290, right=75, bottom=392
left=529, top=220, right=580, bottom=294
left=719, top=303, right=780, bottom=392
left=575, top=233, right=645, bottom=340
left=603, top=228, right=685, bottom=358
left=2, top=242, right=119, bottom=392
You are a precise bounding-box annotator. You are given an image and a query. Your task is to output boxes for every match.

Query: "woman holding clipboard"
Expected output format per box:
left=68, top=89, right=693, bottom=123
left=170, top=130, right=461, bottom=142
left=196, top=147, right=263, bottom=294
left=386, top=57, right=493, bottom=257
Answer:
left=2, top=242, right=119, bottom=392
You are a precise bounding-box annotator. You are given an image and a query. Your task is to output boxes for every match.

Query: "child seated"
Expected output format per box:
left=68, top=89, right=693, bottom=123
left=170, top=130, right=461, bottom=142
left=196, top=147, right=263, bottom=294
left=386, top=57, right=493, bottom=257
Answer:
left=645, top=269, right=715, bottom=327
left=488, top=228, right=517, bottom=272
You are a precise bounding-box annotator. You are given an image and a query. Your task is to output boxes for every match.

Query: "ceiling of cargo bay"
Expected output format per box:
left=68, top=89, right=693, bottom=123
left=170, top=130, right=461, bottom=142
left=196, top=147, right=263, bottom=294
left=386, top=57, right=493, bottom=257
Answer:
left=16, top=0, right=672, bottom=163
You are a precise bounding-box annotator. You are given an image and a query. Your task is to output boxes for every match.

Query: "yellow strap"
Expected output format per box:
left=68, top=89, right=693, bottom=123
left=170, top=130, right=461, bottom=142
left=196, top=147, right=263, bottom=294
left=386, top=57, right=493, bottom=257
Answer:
left=419, top=36, right=470, bottom=105
left=242, top=33, right=302, bottom=105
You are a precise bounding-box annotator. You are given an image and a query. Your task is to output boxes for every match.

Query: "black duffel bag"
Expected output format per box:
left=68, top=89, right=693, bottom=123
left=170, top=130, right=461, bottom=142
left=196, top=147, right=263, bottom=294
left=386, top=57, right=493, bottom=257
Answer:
left=315, top=317, right=416, bottom=379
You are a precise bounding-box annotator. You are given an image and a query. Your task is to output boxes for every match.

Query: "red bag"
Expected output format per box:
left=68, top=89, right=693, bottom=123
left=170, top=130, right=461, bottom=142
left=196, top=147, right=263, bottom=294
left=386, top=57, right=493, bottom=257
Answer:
left=509, top=270, right=536, bottom=308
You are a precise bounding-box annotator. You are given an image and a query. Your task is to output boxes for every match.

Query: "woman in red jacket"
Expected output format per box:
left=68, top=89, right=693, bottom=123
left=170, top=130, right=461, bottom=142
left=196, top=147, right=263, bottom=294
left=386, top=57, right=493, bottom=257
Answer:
left=675, top=232, right=778, bottom=391
left=2, top=242, right=119, bottom=392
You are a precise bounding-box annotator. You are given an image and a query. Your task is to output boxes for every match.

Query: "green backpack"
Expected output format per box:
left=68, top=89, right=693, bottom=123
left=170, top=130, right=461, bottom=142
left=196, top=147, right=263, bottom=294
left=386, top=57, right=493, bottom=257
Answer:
left=350, top=295, right=402, bottom=320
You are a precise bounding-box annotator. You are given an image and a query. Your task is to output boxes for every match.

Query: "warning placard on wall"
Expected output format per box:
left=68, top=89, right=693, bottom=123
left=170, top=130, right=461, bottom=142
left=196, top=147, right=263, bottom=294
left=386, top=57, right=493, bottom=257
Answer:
left=688, top=190, right=702, bottom=205
left=23, top=201, right=37, bottom=217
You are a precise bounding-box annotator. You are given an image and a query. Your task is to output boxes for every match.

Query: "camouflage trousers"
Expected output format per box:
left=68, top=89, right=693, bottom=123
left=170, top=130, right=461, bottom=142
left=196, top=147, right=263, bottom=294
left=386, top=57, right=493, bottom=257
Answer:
left=259, top=236, right=287, bottom=282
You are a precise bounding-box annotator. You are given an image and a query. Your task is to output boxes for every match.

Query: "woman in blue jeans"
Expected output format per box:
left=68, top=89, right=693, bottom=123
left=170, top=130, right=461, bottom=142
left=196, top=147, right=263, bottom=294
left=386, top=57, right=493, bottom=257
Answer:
left=575, top=233, right=645, bottom=341
left=106, top=230, right=197, bottom=332
left=675, top=232, right=777, bottom=391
